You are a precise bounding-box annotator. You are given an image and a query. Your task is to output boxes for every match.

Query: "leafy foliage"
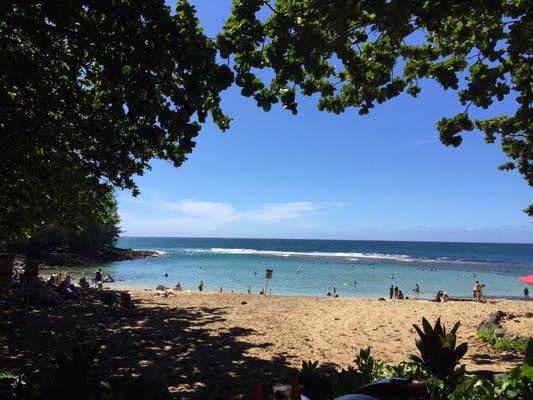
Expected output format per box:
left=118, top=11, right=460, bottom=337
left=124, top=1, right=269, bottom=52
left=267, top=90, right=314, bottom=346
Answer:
left=411, top=318, right=468, bottom=380
left=477, top=328, right=529, bottom=354
left=410, top=317, right=468, bottom=398
left=301, top=347, right=388, bottom=399
left=0, top=338, right=171, bottom=400
left=220, top=0, right=533, bottom=214
left=0, top=0, right=233, bottom=246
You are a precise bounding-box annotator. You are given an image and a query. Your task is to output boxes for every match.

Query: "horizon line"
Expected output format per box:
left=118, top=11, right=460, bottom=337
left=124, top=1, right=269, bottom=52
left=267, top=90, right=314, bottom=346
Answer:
left=118, top=235, right=533, bottom=246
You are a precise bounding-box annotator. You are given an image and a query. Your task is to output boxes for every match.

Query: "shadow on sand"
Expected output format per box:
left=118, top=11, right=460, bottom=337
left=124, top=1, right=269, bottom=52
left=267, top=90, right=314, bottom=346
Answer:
left=0, top=293, right=298, bottom=399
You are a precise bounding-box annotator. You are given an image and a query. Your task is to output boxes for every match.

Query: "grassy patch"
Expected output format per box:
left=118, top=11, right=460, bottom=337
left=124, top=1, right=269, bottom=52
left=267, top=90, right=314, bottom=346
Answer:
left=477, top=328, right=528, bottom=354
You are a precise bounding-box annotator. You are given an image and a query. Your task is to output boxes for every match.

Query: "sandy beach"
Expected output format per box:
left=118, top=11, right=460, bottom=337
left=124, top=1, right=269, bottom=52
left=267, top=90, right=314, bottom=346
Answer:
left=3, top=289, right=531, bottom=399
left=133, top=291, right=532, bottom=370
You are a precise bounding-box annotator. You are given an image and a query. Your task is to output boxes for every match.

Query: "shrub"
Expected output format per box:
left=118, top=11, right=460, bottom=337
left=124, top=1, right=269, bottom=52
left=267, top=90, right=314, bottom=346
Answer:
left=477, top=328, right=529, bottom=354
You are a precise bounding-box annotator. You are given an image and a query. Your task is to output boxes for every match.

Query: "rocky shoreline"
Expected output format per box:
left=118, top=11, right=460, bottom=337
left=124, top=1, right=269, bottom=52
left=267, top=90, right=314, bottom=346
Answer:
left=40, top=247, right=160, bottom=266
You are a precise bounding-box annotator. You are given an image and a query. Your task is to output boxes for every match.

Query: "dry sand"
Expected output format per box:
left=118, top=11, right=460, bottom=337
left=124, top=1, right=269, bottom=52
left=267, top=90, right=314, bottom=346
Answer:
left=3, top=289, right=531, bottom=399
left=134, top=291, right=531, bottom=374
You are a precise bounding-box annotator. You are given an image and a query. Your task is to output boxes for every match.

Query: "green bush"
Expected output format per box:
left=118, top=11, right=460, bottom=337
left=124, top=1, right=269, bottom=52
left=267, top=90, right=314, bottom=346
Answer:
left=477, top=328, right=529, bottom=354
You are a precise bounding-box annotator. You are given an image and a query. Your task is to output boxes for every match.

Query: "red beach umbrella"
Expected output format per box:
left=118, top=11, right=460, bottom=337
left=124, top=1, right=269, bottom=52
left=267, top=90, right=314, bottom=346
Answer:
left=518, top=275, right=533, bottom=285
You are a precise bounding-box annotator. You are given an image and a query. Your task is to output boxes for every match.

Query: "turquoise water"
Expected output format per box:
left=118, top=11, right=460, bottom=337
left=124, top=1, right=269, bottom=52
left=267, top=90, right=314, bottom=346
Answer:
left=69, top=237, right=533, bottom=299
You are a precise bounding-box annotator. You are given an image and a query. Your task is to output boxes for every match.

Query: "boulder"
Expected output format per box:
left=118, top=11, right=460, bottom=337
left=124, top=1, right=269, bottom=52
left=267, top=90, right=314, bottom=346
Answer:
left=477, top=311, right=506, bottom=331
left=493, top=328, right=505, bottom=338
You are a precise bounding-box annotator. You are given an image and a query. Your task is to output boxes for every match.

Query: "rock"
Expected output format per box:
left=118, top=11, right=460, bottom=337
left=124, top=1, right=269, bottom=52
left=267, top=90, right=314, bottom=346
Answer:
left=493, top=328, right=505, bottom=338
left=378, top=297, right=386, bottom=301
left=156, top=285, right=168, bottom=291
left=41, top=247, right=160, bottom=266
left=477, top=311, right=506, bottom=331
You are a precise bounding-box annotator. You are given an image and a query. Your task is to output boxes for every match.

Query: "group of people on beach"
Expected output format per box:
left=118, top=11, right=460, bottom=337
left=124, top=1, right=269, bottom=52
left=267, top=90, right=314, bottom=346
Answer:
left=47, top=271, right=95, bottom=300
left=436, top=290, right=450, bottom=302
left=472, top=280, right=485, bottom=302
left=389, top=285, right=409, bottom=300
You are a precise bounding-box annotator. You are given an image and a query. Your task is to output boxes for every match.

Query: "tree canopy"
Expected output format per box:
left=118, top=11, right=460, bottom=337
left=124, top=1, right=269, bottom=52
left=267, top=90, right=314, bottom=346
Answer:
left=219, top=0, right=532, bottom=214
left=0, top=0, right=233, bottom=247
left=1, top=0, right=531, bottom=249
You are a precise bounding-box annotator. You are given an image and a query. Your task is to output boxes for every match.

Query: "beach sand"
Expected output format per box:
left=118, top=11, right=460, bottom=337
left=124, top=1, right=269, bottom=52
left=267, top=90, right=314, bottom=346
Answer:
left=3, top=290, right=531, bottom=399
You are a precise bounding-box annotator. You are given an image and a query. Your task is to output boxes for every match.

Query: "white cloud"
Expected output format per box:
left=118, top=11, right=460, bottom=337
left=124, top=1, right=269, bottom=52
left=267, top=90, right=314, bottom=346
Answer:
left=244, top=202, right=320, bottom=223
left=411, top=137, right=437, bottom=147
left=118, top=197, right=344, bottom=236
left=161, top=200, right=239, bottom=223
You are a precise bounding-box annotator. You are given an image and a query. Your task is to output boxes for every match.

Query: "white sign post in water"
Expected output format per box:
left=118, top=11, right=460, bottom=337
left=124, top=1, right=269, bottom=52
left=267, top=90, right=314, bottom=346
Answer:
left=264, top=268, right=273, bottom=295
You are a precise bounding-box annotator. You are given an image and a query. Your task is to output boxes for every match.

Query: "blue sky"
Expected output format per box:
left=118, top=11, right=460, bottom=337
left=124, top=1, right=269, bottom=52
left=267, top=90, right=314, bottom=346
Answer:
left=118, top=1, right=533, bottom=243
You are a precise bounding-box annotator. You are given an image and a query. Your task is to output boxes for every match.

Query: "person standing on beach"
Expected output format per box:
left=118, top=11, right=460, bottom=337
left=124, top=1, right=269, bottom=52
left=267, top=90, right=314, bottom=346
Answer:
left=473, top=280, right=483, bottom=302
left=198, top=280, right=204, bottom=292
left=394, top=286, right=399, bottom=299
left=389, top=285, right=394, bottom=299
left=524, top=287, right=529, bottom=300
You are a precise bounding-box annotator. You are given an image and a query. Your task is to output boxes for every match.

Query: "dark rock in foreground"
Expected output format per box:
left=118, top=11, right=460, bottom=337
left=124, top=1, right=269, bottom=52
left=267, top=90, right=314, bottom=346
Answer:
left=42, top=247, right=160, bottom=266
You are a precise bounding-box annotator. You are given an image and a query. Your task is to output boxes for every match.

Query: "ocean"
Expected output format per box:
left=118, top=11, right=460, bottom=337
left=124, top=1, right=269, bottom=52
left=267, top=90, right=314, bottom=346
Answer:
left=80, top=237, right=532, bottom=299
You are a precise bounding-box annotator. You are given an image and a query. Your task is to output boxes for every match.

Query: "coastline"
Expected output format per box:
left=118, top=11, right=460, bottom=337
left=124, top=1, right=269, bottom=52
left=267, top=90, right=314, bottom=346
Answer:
left=103, top=281, right=529, bottom=302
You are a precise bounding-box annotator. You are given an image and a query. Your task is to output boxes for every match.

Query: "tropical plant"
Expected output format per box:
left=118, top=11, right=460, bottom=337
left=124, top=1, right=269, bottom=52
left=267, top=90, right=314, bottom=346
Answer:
left=409, top=318, right=468, bottom=399
left=494, top=338, right=533, bottom=399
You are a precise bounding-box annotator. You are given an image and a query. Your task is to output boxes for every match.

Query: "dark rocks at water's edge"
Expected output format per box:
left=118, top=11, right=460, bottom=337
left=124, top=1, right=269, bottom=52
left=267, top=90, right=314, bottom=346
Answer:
left=41, top=247, right=160, bottom=266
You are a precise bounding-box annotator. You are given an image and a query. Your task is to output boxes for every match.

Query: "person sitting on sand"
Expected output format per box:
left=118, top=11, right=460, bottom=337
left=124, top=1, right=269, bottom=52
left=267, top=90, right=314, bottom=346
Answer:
left=94, top=268, right=103, bottom=288
left=440, top=292, right=450, bottom=302
left=175, top=282, right=182, bottom=291
left=398, top=290, right=404, bottom=300
left=524, top=287, right=529, bottom=300
left=327, top=291, right=331, bottom=296
left=79, top=276, right=90, bottom=290
left=436, top=290, right=444, bottom=302
left=259, top=288, right=264, bottom=295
